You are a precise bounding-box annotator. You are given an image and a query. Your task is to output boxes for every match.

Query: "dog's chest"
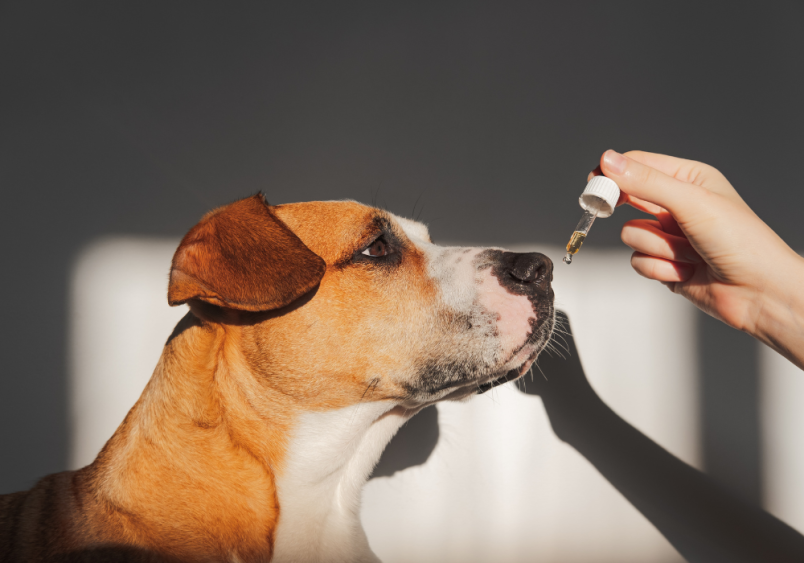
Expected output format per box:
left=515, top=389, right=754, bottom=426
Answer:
left=271, top=403, right=409, bottom=563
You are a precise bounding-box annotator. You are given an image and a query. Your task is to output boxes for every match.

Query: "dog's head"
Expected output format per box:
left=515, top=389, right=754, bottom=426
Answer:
left=168, top=194, right=553, bottom=409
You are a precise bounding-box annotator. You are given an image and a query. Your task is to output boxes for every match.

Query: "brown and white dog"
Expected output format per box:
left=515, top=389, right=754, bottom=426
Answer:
left=0, top=194, right=554, bottom=563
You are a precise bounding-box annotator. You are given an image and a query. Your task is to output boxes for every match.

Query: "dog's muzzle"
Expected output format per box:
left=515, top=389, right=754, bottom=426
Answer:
left=477, top=251, right=554, bottom=394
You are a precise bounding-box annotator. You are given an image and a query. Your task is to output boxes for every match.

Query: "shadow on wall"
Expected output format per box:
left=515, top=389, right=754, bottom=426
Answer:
left=370, top=405, right=439, bottom=479
left=375, top=311, right=804, bottom=562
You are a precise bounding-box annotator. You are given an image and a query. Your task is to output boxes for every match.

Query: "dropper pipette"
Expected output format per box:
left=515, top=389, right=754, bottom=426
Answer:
left=563, top=176, right=620, bottom=265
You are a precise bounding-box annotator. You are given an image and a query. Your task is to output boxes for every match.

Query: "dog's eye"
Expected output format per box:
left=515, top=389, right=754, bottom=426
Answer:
left=362, top=237, right=389, bottom=257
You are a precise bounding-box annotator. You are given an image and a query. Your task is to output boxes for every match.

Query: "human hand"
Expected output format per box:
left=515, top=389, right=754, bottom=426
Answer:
left=597, top=150, right=804, bottom=368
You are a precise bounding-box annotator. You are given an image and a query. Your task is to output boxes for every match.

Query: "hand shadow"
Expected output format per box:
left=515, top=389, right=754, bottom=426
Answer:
left=518, top=310, right=804, bottom=563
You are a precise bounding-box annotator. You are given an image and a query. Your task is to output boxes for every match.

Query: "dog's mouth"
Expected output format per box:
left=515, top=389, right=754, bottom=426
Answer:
left=476, top=349, right=540, bottom=394
left=476, top=370, right=523, bottom=394
left=401, top=300, right=555, bottom=405
left=474, top=304, right=554, bottom=394
left=414, top=313, right=553, bottom=401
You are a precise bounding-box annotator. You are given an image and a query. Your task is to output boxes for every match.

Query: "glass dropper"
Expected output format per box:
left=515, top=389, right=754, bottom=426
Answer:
left=563, top=176, right=621, bottom=265
left=563, top=208, right=598, bottom=264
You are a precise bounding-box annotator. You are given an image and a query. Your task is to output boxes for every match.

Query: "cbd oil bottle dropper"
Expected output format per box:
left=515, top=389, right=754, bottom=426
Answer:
left=563, top=175, right=621, bottom=264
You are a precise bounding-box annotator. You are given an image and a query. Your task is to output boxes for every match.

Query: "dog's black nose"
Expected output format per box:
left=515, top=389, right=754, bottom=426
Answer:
left=504, top=252, right=553, bottom=289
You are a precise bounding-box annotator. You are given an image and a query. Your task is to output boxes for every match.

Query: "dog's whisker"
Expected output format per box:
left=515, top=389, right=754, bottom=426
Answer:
left=534, top=360, right=549, bottom=381
left=545, top=340, right=570, bottom=358
left=546, top=334, right=571, bottom=356
left=551, top=350, right=568, bottom=361
left=412, top=192, right=425, bottom=222
left=349, top=378, right=381, bottom=426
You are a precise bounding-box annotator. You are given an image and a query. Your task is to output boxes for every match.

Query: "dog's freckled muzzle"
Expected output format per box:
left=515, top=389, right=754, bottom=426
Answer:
left=407, top=250, right=555, bottom=400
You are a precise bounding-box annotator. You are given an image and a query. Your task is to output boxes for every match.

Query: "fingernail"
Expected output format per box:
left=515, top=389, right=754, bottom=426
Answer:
left=603, top=150, right=627, bottom=175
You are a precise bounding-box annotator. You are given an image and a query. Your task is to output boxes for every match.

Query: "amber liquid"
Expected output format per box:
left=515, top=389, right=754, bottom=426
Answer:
left=566, top=231, right=586, bottom=255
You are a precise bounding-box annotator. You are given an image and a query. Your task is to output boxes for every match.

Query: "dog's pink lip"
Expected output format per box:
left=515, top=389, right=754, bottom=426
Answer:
left=503, top=339, right=541, bottom=373
left=517, top=351, right=539, bottom=376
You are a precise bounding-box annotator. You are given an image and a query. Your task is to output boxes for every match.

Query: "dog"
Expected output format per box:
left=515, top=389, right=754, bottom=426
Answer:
left=0, top=194, right=554, bottom=562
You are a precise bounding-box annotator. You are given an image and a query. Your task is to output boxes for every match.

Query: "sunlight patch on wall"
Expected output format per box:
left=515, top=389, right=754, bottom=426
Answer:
left=761, top=345, right=804, bottom=533
left=69, top=238, right=187, bottom=469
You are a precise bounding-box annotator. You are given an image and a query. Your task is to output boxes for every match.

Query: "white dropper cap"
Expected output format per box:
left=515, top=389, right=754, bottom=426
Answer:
left=579, top=175, right=620, bottom=218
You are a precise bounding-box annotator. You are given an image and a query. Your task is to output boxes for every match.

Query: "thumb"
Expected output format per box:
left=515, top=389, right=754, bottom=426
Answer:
left=600, top=150, right=702, bottom=218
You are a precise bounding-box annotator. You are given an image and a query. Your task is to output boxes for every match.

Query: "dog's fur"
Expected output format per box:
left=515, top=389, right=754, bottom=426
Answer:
left=0, top=195, right=554, bottom=562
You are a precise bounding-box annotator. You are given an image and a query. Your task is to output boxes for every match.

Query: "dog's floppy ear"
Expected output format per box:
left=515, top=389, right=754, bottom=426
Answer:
left=168, top=194, right=326, bottom=312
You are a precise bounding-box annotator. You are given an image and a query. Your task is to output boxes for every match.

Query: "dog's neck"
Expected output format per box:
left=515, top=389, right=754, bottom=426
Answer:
left=84, top=313, right=408, bottom=562
left=271, top=402, right=410, bottom=563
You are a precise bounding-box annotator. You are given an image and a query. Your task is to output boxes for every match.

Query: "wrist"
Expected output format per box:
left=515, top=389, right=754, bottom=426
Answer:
left=751, top=251, right=804, bottom=369
left=541, top=386, right=607, bottom=444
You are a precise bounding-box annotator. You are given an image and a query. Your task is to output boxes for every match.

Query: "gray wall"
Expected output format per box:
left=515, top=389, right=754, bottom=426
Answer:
left=1, top=1, right=802, bottom=504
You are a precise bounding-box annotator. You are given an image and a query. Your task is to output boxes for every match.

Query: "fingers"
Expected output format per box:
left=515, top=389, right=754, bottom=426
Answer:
left=622, top=150, right=742, bottom=202
left=630, top=252, right=695, bottom=283
left=600, top=151, right=688, bottom=237
left=622, top=151, right=714, bottom=184
left=621, top=219, right=702, bottom=263
left=589, top=167, right=632, bottom=208
left=595, top=175, right=666, bottom=216
left=593, top=164, right=685, bottom=236
left=620, top=196, right=684, bottom=237
left=600, top=150, right=704, bottom=218
left=620, top=193, right=664, bottom=215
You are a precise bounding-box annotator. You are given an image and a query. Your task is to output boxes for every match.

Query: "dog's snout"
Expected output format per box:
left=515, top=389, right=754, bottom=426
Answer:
left=504, top=252, right=553, bottom=288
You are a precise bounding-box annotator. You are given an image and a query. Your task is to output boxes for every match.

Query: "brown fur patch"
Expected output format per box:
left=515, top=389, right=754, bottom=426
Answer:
left=168, top=194, right=326, bottom=312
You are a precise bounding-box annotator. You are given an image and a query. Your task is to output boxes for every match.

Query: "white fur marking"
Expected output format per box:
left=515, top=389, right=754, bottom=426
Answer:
left=272, top=403, right=413, bottom=563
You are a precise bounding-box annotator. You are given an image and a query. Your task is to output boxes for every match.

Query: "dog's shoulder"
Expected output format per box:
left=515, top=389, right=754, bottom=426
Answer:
left=1, top=472, right=177, bottom=563
left=0, top=474, right=67, bottom=562
left=0, top=488, right=29, bottom=554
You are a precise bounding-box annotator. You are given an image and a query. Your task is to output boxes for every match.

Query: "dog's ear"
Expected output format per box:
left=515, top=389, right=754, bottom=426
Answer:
left=168, top=194, right=326, bottom=312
